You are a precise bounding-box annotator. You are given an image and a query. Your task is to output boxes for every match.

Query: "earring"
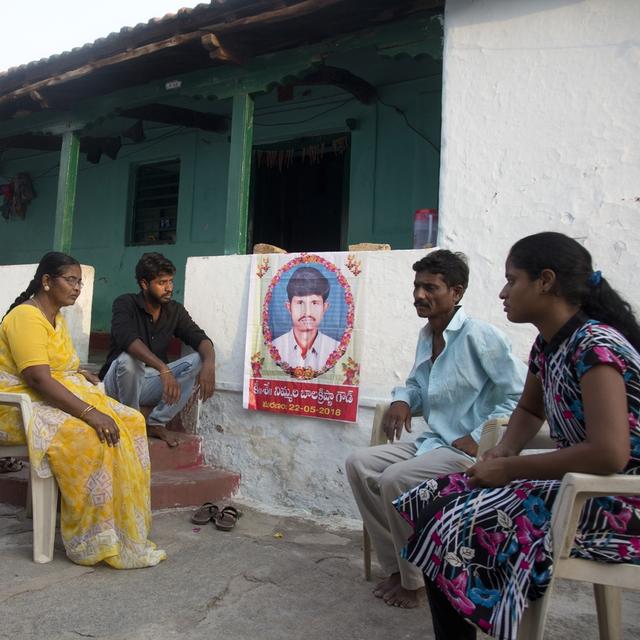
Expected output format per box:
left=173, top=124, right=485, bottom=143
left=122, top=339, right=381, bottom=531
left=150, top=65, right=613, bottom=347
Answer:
left=44, top=285, right=50, bottom=291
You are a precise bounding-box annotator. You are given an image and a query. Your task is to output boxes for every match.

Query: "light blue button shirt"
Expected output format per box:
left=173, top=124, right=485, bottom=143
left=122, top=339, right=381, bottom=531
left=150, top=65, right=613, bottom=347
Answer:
left=391, top=307, right=526, bottom=457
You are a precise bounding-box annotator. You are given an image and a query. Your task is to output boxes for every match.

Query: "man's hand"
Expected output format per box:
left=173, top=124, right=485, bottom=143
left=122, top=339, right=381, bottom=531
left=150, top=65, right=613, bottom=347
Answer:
left=161, top=369, right=181, bottom=405
left=466, top=457, right=512, bottom=488
left=383, top=401, right=412, bottom=441
left=197, top=360, right=216, bottom=401
left=451, top=434, right=479, bottom=457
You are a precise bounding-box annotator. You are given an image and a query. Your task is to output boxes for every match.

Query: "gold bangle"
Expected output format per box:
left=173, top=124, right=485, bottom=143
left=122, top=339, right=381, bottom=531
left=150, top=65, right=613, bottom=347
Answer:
left=159, top=369, right=173, bottom=376
left=79, top=404, right=95, bottom=419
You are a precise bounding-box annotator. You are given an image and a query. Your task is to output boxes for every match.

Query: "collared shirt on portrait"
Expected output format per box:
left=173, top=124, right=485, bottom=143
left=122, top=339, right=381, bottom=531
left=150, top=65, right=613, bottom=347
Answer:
left=391, top=306, right=527, bottom=457
left=272, top=329, right=340, bottom=370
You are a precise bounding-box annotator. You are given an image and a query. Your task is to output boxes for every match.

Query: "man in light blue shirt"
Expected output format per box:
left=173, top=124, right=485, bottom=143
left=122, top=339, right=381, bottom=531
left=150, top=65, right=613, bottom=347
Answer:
left=346, top=250, right=526, bottom=609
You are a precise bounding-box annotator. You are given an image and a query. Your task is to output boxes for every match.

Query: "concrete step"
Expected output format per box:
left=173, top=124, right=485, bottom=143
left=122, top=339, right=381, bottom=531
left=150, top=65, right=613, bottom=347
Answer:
left=148, top=432, right=204, bottom=471
left=151, top=466, right=241, bottom=510
left=0, top=462, right=240, bottom=511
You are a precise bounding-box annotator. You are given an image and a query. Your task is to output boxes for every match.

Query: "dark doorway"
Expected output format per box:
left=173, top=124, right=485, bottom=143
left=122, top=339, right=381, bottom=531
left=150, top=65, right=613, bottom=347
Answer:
left=248, top=133, right=350, bottom=253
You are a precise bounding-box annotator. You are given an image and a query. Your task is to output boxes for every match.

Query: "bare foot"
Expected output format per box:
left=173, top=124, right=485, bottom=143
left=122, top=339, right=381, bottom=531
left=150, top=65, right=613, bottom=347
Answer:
left=383, top=584, right=426, bottom=609
left=147, top=424, right=180, bottom=448
left=373, top=572, right=401, bottom=599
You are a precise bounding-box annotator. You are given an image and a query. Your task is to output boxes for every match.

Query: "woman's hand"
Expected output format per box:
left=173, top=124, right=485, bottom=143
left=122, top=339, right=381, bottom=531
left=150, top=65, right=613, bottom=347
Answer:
left=84, top=410, right=120, bottom=447
left=479, top=442, right=517, bottom=462
left=78, top=369, right=100, bottom=385
left=466, top=457, right=513, bottom=488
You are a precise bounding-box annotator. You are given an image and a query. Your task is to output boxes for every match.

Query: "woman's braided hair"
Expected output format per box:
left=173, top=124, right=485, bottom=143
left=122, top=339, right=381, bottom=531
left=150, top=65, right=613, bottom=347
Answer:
left=3, top=252, right=80, bottom=320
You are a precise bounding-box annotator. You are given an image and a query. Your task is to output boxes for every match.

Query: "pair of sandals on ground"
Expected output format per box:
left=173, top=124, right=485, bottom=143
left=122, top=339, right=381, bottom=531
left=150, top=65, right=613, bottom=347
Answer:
left=0, top=457, right=22, bottom=473
left=191, top=502, right=241, bottom=531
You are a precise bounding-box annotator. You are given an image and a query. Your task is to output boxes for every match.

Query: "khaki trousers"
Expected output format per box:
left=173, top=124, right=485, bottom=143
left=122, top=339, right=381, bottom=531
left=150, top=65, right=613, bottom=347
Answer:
left=345, top=442, right=473, bottom=590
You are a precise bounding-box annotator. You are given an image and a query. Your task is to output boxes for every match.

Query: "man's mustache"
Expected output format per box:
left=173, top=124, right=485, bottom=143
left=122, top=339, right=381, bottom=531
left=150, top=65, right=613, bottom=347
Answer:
left=414, top=302, right=430, bottom=308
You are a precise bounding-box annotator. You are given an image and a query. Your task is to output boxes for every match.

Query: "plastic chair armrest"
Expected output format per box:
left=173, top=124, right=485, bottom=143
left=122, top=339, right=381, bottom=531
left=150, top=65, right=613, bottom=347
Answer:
left=552, top=472, right=640, bottom=559
left=0, top=392, right=33, bottom=437
left=370, top=403, right=391, bottom=445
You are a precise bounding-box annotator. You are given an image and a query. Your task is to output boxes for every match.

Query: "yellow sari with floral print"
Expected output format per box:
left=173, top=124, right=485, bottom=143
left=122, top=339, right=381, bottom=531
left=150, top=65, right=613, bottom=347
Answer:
left=0, top=305, right=165, bottom=568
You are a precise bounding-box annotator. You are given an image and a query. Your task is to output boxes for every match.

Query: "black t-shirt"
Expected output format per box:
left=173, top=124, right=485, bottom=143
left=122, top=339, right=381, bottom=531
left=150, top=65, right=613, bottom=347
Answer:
left=99, top=292, right=211, bottom=379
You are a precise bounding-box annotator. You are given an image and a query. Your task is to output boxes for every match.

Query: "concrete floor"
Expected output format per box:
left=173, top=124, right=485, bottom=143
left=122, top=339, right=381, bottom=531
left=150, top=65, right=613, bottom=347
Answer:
left=1, top=502, right=639, bottom=640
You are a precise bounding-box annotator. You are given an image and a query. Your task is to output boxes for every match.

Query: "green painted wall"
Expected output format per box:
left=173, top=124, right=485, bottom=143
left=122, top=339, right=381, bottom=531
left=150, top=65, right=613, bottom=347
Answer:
left=0, top=50, right=441, bottom=332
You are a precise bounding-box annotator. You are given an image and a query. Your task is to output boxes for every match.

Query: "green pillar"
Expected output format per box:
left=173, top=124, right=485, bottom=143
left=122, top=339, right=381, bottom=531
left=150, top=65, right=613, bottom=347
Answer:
left=53, top=130, right=80, bottom=253
left=224, top=93, right=255, bottom=255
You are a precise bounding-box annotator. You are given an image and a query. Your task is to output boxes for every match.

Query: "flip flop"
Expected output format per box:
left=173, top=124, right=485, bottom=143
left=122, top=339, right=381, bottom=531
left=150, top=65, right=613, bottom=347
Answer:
left=0, top=457, right=23, bottom=474
left=213, top=505, right=242, bottom=531
left=190, top=502, right=219, bottom=525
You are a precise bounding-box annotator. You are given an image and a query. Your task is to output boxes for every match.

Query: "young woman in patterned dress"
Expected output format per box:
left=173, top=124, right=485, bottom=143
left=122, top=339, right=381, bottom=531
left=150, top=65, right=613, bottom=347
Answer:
left=395, top=232, right=640, bottom=640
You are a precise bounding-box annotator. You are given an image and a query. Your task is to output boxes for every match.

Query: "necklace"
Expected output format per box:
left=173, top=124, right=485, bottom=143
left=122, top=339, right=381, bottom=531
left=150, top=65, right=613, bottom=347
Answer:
left=32, top=295, right=53, bottom=325
left=32, top=295, right=45, bottom=314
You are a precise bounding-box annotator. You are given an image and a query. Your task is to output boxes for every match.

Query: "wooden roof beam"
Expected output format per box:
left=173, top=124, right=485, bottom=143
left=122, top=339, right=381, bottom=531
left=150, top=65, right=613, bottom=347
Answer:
left=0, top=133, right=122, bottom=162
left=202, top=0, right=342, bottom=34
left=201, top=33, right=250, bottom=65
left=0, top=32, right=207, bottom=108
left=294, top=65, right=378, bottom=104
left=119, top=103, right=229, bottom=133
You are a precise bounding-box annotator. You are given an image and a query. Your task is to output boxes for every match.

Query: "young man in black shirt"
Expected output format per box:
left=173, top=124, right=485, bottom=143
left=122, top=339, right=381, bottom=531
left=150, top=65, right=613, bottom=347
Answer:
left=100, top=253, right=215, bottom=447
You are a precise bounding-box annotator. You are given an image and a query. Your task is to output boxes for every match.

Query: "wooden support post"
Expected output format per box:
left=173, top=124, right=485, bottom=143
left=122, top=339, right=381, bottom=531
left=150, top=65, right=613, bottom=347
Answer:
left=224, top=93, right=254, bottom=255
left=53, top=130, right=80, bottom=253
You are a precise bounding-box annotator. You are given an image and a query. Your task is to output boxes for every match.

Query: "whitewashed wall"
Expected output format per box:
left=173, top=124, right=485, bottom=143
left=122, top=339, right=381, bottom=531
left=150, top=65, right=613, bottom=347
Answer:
left=187, top=0, right=640, bottom=517
left=438, top=0, right=640, bottom=356
left=186, top=250, right=526, bottom=517
left=1, top=264, right=95, bottom=362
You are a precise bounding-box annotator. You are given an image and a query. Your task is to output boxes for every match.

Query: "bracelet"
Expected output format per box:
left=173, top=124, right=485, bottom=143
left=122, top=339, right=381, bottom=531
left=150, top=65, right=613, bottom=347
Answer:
left=159, top=369, right=173, bottom=376
left=79, top=404, right=96, bottom=419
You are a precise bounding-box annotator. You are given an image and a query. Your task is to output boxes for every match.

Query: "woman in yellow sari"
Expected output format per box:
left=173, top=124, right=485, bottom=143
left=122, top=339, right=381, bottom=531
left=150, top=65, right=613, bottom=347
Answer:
left=0, top=252, right=165, bottom=568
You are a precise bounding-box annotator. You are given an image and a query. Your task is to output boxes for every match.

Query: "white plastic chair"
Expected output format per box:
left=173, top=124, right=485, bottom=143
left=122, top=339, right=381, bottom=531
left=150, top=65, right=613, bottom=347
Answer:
left=0, top=391, right=58, bottom=563
left=517, top=471, right=640, bottom=640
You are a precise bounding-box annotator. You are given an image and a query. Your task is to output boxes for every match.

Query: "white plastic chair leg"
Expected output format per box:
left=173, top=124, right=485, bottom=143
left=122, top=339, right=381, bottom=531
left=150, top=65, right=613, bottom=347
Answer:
left=517, top=588, right=552, bottom=640
left=363, top=525, right=372, bottom=580
left=593, top=584, right=622, bottom=640
left=30, top=466, right=58, bottom=563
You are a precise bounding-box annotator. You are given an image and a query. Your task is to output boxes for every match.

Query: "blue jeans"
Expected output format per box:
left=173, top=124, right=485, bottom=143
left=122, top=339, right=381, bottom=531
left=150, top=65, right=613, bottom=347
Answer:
left=103, top=352, right=202, bottom=426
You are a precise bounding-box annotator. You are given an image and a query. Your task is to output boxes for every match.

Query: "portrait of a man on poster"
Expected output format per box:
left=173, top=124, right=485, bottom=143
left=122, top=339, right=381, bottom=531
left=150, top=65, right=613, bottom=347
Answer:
left=269, top=266, right=346, bottom=372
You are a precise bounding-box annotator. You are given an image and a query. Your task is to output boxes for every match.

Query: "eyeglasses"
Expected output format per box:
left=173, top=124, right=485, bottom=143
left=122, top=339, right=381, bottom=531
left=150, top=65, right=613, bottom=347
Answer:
left=55, top=275, right=84, bottom=289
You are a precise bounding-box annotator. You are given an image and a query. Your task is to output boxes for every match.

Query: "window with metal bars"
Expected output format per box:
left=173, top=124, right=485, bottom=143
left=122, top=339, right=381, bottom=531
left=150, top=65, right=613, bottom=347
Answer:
left=128, top=159, right=180, bottom=245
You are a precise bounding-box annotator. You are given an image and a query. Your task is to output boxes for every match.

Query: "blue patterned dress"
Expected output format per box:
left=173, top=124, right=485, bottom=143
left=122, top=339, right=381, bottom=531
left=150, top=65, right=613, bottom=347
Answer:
left=394, top=314, right=640, bottom=640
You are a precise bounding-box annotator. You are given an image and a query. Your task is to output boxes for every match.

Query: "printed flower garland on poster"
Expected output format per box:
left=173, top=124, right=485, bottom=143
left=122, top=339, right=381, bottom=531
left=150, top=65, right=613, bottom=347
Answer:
left=262, top=254, right=356, bottom=380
